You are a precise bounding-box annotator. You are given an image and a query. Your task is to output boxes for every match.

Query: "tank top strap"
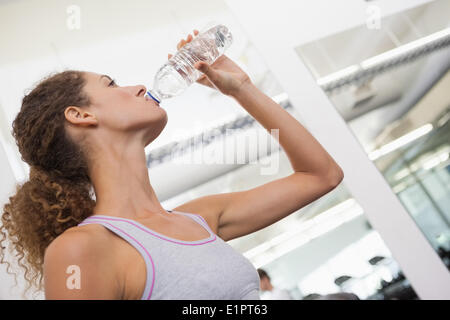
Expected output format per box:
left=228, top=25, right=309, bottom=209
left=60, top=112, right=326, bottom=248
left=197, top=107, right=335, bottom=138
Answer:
left=77, top=218, right=155, bottom=300
left=168, top=210, right=216, bottom=236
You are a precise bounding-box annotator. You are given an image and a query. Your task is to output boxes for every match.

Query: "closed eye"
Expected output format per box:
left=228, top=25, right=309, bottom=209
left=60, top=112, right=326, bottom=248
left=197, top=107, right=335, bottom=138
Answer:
left=108, top=79, right=117, bottom=87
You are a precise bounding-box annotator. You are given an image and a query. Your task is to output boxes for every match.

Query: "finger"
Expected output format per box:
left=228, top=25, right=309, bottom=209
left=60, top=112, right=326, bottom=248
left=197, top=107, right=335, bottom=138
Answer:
left=193, top=29, right=199, bottom=35
left=177, top=32, right=195, bottom=50
left=177, top=39, right=186, bottom=50
left=168, top=54, right=173, bottom=59
left=194, top=61, right=219, bottom=82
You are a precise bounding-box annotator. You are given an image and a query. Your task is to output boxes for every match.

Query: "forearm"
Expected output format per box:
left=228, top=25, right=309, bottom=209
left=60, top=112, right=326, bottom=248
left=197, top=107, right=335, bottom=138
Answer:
left=232, top=82, right=341, bottom=177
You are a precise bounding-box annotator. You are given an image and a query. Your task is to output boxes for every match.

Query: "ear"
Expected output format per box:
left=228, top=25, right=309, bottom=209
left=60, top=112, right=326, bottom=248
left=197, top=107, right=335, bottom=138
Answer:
left=64, top=106, right=98, bottom=126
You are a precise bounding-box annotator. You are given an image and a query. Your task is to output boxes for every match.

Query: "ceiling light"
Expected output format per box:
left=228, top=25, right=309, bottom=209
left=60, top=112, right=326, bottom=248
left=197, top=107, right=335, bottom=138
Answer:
left=368, top=123, right=433, bottom=160
left=361, top=28, right=450, bottom=69
left=422, top=152, right=449, bottom=170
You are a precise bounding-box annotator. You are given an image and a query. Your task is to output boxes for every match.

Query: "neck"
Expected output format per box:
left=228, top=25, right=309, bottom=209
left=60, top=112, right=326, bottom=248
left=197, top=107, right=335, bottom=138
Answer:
left=89, top=136, right=166, bottom=220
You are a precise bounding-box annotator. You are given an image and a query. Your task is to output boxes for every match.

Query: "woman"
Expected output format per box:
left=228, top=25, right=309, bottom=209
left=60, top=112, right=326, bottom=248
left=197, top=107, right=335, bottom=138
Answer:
left=1, top=29, right=343, bottom=300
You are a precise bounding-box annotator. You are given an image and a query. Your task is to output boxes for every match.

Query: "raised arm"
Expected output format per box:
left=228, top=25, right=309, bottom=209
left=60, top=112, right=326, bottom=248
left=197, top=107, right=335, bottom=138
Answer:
left=173, top=81, right=343, bottom=241
left=171, top=30, right=343, bottom=241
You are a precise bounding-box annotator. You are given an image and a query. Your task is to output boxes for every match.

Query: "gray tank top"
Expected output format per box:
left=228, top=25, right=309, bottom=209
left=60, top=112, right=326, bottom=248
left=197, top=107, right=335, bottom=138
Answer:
left=77, top=210, right=261, bottom=300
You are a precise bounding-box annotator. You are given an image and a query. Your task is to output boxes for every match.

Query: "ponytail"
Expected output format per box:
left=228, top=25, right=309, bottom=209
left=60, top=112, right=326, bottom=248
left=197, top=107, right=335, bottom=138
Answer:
left=0, top=70, right=95, bottom=297
left=1, top=166, right=95, bottom=297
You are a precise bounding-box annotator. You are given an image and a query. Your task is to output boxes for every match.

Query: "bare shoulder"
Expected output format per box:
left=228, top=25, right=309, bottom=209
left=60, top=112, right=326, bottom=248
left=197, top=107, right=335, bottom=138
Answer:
left=43, top=225, right=121, bottom=299
left=45, top=224, right=110, bottom=262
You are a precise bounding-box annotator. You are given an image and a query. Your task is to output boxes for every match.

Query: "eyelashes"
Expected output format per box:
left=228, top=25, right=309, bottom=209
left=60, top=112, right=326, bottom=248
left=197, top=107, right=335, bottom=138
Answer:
left=108, top=79, right=117, bottom=87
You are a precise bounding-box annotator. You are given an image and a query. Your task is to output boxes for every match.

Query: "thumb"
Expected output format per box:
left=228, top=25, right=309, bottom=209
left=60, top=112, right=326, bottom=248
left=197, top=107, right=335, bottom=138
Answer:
left=195, top=61, right=217, bottom=80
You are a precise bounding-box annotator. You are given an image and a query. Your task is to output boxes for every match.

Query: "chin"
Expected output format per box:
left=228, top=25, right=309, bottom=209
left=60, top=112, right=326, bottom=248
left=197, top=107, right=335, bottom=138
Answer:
left=144, top=117, right=168, bottom=147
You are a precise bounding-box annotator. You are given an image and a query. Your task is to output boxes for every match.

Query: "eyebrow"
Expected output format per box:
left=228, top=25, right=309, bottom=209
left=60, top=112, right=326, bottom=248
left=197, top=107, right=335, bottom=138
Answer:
left=99, top=74, right=112, bottom=82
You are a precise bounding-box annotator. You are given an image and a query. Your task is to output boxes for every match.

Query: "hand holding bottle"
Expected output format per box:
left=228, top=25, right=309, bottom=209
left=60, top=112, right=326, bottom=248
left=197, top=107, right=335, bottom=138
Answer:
left=168, top=29, right=252, bottom=97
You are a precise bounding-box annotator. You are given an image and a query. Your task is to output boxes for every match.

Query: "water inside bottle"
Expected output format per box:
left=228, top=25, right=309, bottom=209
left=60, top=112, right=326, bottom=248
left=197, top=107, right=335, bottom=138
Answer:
left=155, top=64, right=188, bottom=98
left=148, top=25, right=233, bottom=102
left=176, top=25, right=232, bottom=85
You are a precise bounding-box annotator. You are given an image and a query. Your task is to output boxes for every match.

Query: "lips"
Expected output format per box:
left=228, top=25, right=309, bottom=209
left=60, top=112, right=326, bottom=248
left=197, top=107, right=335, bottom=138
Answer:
left=145, top=95, right=160, bottom=107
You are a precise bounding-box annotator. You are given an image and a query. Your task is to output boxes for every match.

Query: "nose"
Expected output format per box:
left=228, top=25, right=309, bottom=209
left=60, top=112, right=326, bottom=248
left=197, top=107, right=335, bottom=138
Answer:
left=135, top=85, right=147, bottom=97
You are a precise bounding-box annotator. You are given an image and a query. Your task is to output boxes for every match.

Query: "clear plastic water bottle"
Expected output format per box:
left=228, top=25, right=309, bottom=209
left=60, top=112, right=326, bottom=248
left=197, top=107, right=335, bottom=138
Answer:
left=145, top=24, right=233, bottom=104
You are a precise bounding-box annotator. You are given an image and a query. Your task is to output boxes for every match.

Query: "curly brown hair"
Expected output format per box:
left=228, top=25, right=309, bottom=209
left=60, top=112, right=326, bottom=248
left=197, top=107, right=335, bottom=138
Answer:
left=0, top=70, right=97, bottom=298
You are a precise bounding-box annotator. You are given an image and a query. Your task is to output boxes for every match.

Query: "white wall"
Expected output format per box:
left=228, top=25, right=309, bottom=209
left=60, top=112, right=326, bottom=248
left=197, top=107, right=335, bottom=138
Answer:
left=0, top=141, right=44, bottom=299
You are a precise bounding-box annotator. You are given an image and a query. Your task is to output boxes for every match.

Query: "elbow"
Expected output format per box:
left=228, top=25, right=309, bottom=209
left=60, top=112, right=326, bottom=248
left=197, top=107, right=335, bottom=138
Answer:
left=325, top=164, right=344, bottom=190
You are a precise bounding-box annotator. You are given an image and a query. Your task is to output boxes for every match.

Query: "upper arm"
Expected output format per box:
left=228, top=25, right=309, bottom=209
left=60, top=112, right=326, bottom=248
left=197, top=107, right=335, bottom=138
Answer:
left=43, top=230, right=121, bottom=300
left=173, top=168, right=343, bottom=242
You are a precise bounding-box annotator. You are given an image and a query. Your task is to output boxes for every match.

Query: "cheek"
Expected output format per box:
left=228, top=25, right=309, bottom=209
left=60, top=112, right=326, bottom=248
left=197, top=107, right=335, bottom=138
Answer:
left=98, top=99, right=135, bottom=129
left=112, top=89, right=134, bottom=104
left=104, top=91, right=135, bottom=113
left=95, top=90, right=132, bottom=112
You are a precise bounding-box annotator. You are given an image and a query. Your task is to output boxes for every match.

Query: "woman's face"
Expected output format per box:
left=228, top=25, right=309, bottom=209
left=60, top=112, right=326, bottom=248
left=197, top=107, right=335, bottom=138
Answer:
left=67, top=71, right=167, bottom=147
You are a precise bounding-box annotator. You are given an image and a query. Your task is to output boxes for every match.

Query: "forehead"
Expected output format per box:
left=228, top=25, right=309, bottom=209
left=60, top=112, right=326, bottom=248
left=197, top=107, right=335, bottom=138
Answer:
left=80, top=72, right=109, bottom=100
left=82, top=72, right=111, bottom=92
left=84, top=72, right=103, bottom=83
